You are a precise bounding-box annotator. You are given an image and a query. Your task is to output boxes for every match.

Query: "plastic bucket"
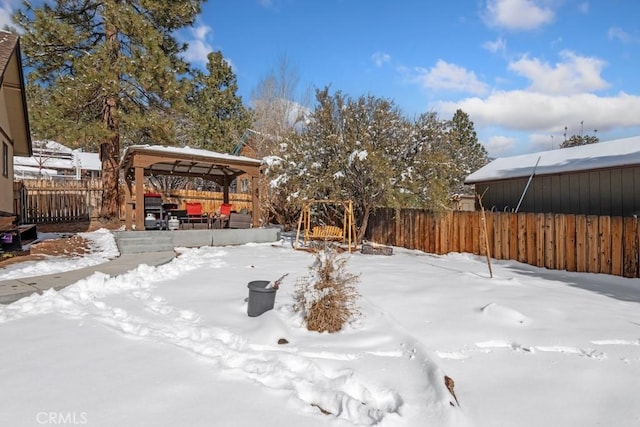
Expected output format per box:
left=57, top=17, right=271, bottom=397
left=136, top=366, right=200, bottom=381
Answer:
left=247, top=280, right=276, bottom=317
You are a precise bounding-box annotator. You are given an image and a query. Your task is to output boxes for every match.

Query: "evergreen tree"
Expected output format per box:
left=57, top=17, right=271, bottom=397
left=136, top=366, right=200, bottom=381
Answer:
left=560, top=133, right=599, bottom=148
left=440, top=109, right=488, bottom=194
left=183, top=51, right=251, bottom=152
left=13, top=0, right=204, bottom=219
left=397, top=112, right=451, bottom=211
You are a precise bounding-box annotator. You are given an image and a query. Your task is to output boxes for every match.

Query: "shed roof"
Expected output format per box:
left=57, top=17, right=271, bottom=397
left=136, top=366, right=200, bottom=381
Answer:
left=465, top=136, right=640, bottom=184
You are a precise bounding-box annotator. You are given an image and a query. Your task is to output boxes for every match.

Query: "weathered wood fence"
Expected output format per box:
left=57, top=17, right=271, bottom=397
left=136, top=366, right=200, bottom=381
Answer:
left=366, top=209, right=640, bottom=279
left=13, top=180, right=102, bottom=223
left=13, top=180, right=252, bottom=224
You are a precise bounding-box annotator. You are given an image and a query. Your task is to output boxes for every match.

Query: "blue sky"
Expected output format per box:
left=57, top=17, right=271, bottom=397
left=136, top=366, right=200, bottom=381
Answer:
left=179, top=0, right=640, bottom=157
left=2, top=0, right=639, bottom=157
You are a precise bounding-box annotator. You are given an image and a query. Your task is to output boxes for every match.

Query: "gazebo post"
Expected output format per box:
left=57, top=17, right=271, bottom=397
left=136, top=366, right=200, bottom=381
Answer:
left=252, top=175, right=260, bottom=227
left=223, top=174, right=230, bottom=204
left=134, top=166, right=145, bottom=231
left=124, top=179, right=133, bottom=230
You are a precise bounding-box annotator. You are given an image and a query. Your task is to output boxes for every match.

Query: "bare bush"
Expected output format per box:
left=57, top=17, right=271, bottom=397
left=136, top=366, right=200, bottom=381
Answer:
left=294, top=245, right=360, bottom=333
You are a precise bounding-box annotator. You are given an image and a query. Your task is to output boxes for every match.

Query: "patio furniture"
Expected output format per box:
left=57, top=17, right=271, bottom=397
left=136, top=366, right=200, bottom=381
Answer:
left=228, top=212, right=252, bottom=229
left=185, top=202, right=209, bottom=226
left=213, top=203, right=232, bottom=229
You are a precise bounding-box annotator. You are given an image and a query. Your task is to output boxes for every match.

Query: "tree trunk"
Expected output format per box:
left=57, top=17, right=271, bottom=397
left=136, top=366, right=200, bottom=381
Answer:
left=100, top=20, right=120, bottom=220
left=100, top=125, right=120, bottom=219
left=357, top=204, right=372, bottom=244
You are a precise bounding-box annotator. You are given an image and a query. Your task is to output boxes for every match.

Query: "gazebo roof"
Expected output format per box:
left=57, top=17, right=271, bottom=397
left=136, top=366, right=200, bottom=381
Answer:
left=120, top=145, right=262, bottom=182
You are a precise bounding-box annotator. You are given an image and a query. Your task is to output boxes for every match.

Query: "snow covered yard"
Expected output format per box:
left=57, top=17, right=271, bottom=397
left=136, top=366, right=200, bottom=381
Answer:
left=1, top=231, right=639, bottom=427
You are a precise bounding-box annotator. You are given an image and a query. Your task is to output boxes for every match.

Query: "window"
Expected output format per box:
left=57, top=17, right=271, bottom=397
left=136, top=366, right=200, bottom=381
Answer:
left=2, top=142, right=7, bottom=178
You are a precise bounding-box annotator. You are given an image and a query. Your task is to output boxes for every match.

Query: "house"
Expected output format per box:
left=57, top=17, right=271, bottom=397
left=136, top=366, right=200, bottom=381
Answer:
left=464, top=136, right=640, bottom=217
left=0, top=32, right=32, bottom=218
left=231, top=129, right=260, bottom=193
left=14, top=139, right=101, bottom=180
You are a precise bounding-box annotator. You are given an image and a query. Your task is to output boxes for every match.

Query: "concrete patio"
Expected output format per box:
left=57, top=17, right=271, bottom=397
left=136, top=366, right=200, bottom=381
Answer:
left=114, top=227, right=280, bottom=254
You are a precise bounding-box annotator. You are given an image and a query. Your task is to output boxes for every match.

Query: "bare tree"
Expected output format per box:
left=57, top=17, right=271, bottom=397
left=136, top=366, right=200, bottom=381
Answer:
left=249, top=54, right=311, bottom=226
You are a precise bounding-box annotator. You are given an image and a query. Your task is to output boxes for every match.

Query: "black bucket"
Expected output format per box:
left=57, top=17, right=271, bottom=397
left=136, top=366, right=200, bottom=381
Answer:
left=247, top=280, right=277, bottom=317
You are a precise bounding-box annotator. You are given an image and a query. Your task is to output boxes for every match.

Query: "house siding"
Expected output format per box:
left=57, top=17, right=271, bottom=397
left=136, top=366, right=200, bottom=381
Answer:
left=475, top=166, right=640, bottom=216
left=0, top=86, right=13, bottom=214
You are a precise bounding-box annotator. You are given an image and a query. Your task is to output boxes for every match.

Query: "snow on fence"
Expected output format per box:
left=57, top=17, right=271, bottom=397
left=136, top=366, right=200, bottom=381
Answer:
left=13, top=180, right=252, bottom=224
left=365, top=209, right=640, bottom=279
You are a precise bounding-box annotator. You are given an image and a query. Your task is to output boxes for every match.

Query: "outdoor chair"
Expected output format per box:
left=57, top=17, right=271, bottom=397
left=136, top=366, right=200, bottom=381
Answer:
left=185, top=202, right=208, bottom=225
left=213, top=203, right=232, bottom=229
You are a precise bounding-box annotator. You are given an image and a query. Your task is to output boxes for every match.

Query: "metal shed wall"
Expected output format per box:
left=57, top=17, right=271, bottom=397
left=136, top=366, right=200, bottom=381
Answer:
left=475, top=166, right=640, bottom=216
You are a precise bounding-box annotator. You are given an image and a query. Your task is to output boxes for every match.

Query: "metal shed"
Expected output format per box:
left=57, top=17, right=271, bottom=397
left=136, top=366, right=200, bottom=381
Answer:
left=120, top=145, right=262, bottom=230
left=465, top=136, right=640, bottom=216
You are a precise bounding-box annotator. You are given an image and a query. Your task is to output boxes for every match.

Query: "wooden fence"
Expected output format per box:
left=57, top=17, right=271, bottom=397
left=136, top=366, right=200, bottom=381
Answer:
left=365, top=209, right=640, bottom=279
left=13, top=180, right=252, bottom=224
left=14, top=180, right=102, bottom=223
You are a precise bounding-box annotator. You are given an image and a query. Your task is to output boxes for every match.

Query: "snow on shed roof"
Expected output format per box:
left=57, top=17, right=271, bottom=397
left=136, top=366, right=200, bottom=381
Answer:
left=465, top=136, right=640, bottom=184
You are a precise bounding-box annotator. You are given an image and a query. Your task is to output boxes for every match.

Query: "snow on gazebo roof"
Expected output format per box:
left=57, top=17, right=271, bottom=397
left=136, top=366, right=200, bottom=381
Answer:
left=121, top=144, right=262, bottom=165
left=120, top=144, right=262, bottom=183
left=465, top=136, right=640, bottom=184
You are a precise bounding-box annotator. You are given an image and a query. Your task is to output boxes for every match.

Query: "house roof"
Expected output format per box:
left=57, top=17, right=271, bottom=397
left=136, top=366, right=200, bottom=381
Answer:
left=14, top=164, right=58, bottom=178
left=15, top=140, right=101, bottom=172
left=465, top=136, right=640, bottom=184
left=0, top=31, right=32, bottom=156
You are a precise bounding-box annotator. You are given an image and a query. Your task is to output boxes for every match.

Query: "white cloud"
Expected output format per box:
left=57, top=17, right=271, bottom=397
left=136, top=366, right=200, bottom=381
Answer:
left=529, top=132, right=559, bottom=152
left=483, top=0, right=555, bottom=31
left=258, top=0, right=273, bottom=7
left=411, top=60, right=488, bottom=95
left=436, top=90, right=640, bottom=136
left=371, top=51, right=390, bottom=67
left=483, top=37, right=507, bottom=55
left=578, top=2, right=589, bottom=14
left=192, top=25, right=211, bottom=41
left=508, top=51, right=608, bottom=95
left=484, top=135, right=518, bottom=157
left=0, top=0, right=21, bottom=30
left=183, top=25, right=213, bottom=66
left=608, top=27, right=640, bottom=44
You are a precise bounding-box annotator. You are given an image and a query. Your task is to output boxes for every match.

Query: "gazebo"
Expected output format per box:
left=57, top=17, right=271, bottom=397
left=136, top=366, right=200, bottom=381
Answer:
left=120, top=145, right=262, bottom=231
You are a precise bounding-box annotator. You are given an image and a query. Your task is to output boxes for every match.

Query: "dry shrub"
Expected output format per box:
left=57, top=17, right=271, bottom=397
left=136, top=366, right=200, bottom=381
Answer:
left=294, top=244, right=360, bottom=333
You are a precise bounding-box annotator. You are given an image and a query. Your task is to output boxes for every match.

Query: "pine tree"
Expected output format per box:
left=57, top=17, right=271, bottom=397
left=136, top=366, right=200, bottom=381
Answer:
left=397, top=112, right=451, bottom=211
left=183, top=51, right=251, bottom=153
left=560, top=134, right=599, bottom=149
left=440, top=109, right=488, bottom=194
left=13, top=0, right=204, bottom=219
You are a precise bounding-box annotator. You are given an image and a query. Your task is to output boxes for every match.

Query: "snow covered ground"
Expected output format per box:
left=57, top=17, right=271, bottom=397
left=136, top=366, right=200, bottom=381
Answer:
left=1, top=230, right=639, bottom=426
left=0, top=229, right=120, bottom=280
